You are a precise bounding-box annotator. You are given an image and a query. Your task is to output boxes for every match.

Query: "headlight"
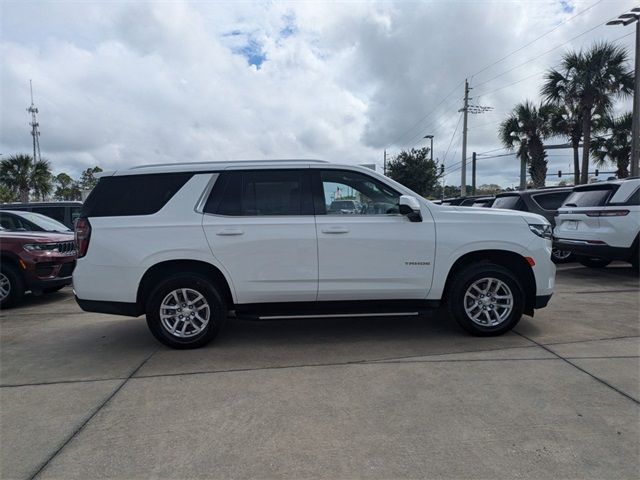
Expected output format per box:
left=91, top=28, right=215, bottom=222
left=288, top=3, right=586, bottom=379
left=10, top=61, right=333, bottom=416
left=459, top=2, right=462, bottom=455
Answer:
left=23, top=243, right=60, bottom=252
left=529, top=224, right=552, bottom=240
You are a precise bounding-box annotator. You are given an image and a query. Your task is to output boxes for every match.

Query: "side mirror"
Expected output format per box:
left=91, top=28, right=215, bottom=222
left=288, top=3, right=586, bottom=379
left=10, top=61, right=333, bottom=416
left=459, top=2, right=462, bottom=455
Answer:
left=399, top=195, right=422, bottom=222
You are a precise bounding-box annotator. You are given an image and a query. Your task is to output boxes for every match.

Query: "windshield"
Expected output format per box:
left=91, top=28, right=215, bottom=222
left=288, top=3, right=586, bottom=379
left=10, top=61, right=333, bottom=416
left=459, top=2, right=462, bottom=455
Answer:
left=18, top=212, right=71, bottom=232
left=492, top=196, right=520, bottom=209
left=562, top=189, right=612, bottom=207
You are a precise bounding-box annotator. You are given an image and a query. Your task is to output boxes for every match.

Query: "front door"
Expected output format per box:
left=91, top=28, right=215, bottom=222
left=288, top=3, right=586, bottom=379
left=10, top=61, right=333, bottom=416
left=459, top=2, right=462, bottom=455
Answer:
left=313, top=168, right=435, bottom=301
left=202, top=169, right=318, bottom=304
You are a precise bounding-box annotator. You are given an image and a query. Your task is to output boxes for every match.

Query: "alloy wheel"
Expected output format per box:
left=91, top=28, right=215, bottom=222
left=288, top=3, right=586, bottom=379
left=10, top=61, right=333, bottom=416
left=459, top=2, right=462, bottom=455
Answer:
left=464, top=277, right=514, bottom=327
left=159, top=288, right=211, bottom=338
left=0, top=273, right=10, bottom=303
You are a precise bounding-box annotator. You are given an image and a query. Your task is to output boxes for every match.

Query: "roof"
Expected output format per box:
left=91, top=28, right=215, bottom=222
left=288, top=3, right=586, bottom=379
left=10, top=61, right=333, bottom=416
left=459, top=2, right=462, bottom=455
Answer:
left=110, top=159, right=331, bottom=176
left=495, top=186, right=574, bottom=197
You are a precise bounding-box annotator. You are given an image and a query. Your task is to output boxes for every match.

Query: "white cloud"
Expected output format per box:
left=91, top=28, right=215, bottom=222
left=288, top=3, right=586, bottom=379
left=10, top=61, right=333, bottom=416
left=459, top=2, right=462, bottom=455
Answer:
left=0, top=0, right=635, bottom=188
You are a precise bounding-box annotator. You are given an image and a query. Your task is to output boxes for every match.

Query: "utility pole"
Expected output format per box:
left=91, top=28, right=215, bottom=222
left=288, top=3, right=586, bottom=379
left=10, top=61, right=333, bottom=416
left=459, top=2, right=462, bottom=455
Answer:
left=383, top=149, right=387, bottom=175
left=460, top=80, right=470, bottom=197
left=27, top=80, right=41, bottom=168
left=472, top=152, right=477, bottom=195
left=607, top=7, right=639, bottom=177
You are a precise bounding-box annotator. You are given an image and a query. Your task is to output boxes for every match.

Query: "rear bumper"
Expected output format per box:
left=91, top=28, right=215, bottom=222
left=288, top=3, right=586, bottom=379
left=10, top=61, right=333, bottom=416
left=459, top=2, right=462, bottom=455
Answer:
left=535, top=294, right=552, bottom=309
left=553, top=239, right=634, bottom=261
left=75, top=296, right=142, bottom=317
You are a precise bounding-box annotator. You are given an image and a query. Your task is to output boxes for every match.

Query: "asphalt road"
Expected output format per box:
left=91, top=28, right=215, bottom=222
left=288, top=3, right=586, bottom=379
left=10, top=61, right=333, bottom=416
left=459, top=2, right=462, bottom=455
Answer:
left=1, top=264, right=639, bottom=479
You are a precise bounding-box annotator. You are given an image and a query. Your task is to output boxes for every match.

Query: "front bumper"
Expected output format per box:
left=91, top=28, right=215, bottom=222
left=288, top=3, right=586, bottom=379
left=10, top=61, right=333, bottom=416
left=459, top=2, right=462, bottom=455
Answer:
left=20, top=253, right=76, bottom=292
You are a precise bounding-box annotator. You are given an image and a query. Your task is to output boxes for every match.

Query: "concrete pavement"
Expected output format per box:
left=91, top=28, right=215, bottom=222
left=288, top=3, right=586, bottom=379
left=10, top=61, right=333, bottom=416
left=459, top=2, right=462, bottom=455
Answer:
left=1, top=264, right=638, bottom=479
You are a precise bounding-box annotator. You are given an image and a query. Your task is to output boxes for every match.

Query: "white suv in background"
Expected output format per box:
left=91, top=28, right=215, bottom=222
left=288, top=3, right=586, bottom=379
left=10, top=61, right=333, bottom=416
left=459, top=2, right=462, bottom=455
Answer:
left=554, top=178, right=639, bottom=270
left=73, top=160, right=556, bottom=349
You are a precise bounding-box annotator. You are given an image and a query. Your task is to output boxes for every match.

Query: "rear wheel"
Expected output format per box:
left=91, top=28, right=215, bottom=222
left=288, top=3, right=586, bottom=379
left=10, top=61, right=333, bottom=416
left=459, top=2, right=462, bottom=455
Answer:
left=0, top=263, right=25, bottom=308
left=146, top=274, right=227, bottom=349
left=447, top=263, right=525, bottom=336
left=578, top=256, right=611, bottom=268
left=551, top=248, right=573, bottom=263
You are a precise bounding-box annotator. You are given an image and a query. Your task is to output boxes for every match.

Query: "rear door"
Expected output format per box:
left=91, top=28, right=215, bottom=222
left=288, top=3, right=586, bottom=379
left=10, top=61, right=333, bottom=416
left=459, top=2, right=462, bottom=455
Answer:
left=312, top=168, right=435, bottom=301
left=201, top=169, right=318, bottom=304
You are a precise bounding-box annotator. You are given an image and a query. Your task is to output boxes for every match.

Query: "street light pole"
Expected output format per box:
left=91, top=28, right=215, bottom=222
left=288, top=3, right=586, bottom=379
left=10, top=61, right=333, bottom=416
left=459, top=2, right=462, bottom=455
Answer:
left=460, top=80, right=470, bottom=197
left=607, top=7, right=640, bottom=177
left=423, top=135, right=434, bottom=162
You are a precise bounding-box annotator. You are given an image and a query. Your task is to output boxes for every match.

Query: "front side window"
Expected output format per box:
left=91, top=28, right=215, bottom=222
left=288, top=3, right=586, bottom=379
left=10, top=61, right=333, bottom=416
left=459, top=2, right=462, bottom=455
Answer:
left=204, top=170, right=312, bottom=216
left=319, top=170, right=400, bottom=215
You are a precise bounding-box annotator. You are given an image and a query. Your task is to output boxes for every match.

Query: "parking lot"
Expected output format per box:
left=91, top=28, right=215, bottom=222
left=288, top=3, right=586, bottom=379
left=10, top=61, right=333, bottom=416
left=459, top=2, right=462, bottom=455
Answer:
left=0, top=264, right=638, bottom=479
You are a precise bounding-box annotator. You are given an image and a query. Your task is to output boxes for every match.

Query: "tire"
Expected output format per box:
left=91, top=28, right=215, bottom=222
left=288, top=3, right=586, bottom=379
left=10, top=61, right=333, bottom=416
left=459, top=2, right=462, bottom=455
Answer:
left=578, top=256, right=611, bottom=268
left=145, top=274, right=227, bottom=349
left=630, top=249, right=639, bottom=273
left=0, top=263, right=25, bottom=309
left=551, top=248, right=574, bottom=263
left=43, top=285, right=66, bottom=294
left=447, top=263, right=525, bottom=336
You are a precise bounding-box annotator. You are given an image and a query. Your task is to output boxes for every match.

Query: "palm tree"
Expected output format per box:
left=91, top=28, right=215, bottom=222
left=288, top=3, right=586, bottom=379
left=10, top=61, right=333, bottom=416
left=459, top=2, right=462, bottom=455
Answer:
left=32, top=159, right=53, bottom=201
left=499, top=101, right=553, bottom=189
left=0, top=154, right=32, bottom=202
left=0, top=154, right=53, bottom=202
left=590, top=112, right=633, bottom=178
left=546, top=102, right=582, bottom=185
left=542, top=43, right=634, bottom=184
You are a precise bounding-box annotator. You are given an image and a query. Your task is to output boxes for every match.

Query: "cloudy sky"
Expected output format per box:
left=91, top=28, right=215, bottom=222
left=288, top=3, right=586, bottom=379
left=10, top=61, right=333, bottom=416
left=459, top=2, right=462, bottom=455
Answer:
left=0, top=0, right=636, bottom=188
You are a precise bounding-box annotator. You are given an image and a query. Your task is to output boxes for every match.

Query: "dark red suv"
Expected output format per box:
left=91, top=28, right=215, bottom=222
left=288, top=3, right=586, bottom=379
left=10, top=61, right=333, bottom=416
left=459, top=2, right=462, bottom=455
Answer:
left=0, top=230, right=76, bottom=307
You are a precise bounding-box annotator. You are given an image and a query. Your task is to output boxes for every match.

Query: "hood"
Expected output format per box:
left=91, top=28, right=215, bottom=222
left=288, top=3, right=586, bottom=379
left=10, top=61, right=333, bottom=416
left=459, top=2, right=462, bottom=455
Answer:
left=435, top=204, right=549, bottom=225
left=0, top=231, right=74, bottom=242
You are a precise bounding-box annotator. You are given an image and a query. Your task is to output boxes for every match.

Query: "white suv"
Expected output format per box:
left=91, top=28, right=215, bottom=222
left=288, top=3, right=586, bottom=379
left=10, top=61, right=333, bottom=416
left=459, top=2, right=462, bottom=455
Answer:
left=73, top=160, right=556, bottom=349
left=554, top=177, right=640, bottom=270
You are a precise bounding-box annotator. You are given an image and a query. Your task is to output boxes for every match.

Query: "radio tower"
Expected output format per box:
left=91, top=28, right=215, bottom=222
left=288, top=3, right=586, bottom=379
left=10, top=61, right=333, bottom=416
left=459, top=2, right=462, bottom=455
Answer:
left=27, top=80, right=41, bottom=166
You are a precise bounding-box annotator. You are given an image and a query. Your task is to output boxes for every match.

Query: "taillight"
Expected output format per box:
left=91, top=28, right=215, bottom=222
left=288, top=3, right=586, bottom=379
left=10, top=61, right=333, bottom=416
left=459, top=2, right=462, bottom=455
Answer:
left=75, top=217, right=91, bottom=258
left=584, top=210, right=629, bottom=217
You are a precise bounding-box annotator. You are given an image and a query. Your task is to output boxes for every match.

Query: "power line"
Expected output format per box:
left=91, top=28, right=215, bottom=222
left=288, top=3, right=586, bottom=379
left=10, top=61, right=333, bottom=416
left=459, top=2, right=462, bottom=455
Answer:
left=385, top=80, right=464, bottom=149
left=470, top=0, right=605, bottom=78
left=475, top=30, right=634, bottom=99
left=442, top=113, right=464, bottom=164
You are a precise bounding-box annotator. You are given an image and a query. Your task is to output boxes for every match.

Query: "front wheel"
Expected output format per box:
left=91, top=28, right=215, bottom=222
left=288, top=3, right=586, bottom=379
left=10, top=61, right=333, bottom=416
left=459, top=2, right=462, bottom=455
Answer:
left=447, top=263, right=525, bottom=336
left=0, top=264, right=25, bottom=308
left=146, top=274, right=227, bottom=349
left=578, top=256, right=611, bottom=268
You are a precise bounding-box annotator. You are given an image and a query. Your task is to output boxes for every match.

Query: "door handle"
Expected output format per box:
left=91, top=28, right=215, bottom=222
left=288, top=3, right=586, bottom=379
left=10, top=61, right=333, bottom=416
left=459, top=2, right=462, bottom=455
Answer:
left=216, top=228, right=244, bottom=236
left=321, top=226, right=349, bottom=234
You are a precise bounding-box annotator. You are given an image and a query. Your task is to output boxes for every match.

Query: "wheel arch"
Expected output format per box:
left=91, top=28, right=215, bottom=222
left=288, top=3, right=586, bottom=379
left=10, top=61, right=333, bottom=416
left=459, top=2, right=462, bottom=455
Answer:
left=137, top=259, right=235, bottom=310
left=442, top=249, right=537, bottom=316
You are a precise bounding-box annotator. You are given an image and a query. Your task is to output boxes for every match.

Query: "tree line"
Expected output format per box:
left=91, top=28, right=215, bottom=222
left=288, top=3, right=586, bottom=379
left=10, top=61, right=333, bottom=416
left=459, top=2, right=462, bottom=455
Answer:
left=500, top=42, right=635, bottom=188
left=0, top=153, right=102, bottom=203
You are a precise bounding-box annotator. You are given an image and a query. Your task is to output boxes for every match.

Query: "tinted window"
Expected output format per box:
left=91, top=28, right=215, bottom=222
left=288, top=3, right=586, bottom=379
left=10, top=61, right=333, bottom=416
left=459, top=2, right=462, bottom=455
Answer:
left=83, top=173, right=193, bottom=217
left=319, top=170, right=400, bottom=215
left=32, top=206, right=65, bottom=223
left=205, top=170, right=312, bottom=216
left=492, top=196, right=521, bottom=210
left=532, top=191, right=571, bottom=210
left=562, top=188, right=613, bottom=207
left=0, top=213, right=25, bottom=230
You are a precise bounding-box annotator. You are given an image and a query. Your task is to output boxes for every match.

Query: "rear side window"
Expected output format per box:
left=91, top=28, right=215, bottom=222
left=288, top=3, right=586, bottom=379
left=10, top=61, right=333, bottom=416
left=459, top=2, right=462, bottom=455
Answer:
left=83, top=173, right=193, bottom=217
left=562, top=188, right=614, bottom=208
left=204, top=170, right=313, bottom=216
left=492, top=196, right=522, bottom=210
left=532, top=191, right=571, bottom=211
